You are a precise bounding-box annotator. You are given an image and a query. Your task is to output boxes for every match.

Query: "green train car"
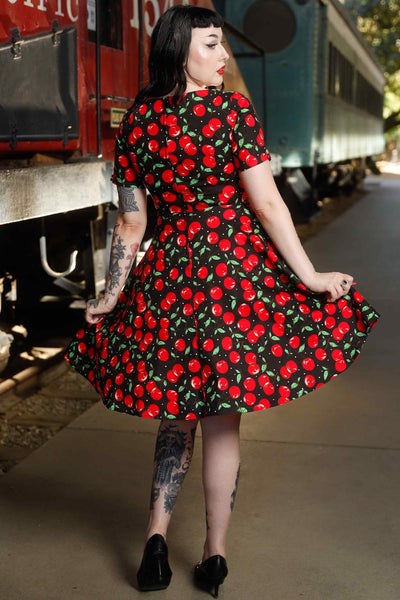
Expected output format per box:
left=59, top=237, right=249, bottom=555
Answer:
left=215, top=0, right=385, bottom=210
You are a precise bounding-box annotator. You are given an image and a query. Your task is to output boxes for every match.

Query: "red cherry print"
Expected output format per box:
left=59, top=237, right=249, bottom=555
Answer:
left=234, top=247, right=246, bottom=259
left=158, top=348, right=169, bottom=361
left=332, top=328, right=343, bottom=341
left=147, top=122, right=159, bottom=135
left=118, top=154, right=129, bottom=167
left=324, top=316, right=336, bottom=329
left=338, top=321, right=350, bottom=334
left=238, top=303, right=251, bottom=317
left=222, top=337, right=233, bottom=350
left=210, top=286, right=223, bottom=300
left=114, top=389, right=123, bottom=402
left=335, top=359, right=347, bottom=372
left=223, top=208, right=236, bottom=220
left=216, top=263, right=228, bottom=277
left=223, top=312, right=235, bottom=326
left=245, top=114, right=256, bottom=127
left=207, top=216, right=220, bottom=228
left=279, top=385, right=290, bottom=397
left=78, top=342, right=87, bottom=354
left=229, top=351, right=241, bottom=363
left=272, top=323, right=284, bottom=336
left=207, top=232, right=219, bottom=244
left=175, top=339, right=186, bottom=351
left=324, top=303, right=336, bottom=315
left=289, top=336, right=300, bottom=348
left=193, top=104, right=206, bottom=116
left=124, top=395, right=133, bottom=408
left=271, top=344, right=283, bottom=357
left=219, top=239, right=231, bottom=251
left=304, top=375, right=316, bottom=387
left=315, top=348, right=327, bottom=360
left=311, top=310, right=323, bottom=322
left=244, top=393, right=256, bottom=406
left=302, top=358, right=315, bottom=371
left=307, top=334, right=319, bottom=348
left=280, top=366, right=291, bottom=379
left=286, top=360, right=298, bottom=373
left=229, top=386, right=241, bottom=400
left=203, top=339, right=214, bottom=352
left=189, top=359, right=201, bottom=372
left=218, top=377, right=229, bottom=391
left=264, top=275, right=275, bottom=288
left=216, top=360, right=229, bottom=374
left=211, top=304, right=223, bottom=317
left=162, top=170, right=174, bottom=183
left=126, top=362, right=134, bottom=374
left=147, top=404, right=160, bottom=418
left=191, top=376, right=202, bottom=390
left=299, top=304, right=310, bottom=314
left=223, top=162, right=234, bottom=174
left=342, top=306, right=353, bottom=318
left=332, top=349, right=343, bottom=361
left=238, top=319, right=251, bottom=332
left=224, top=277, right=236, bottom=290
left=273, top=312, right=285, bottom=324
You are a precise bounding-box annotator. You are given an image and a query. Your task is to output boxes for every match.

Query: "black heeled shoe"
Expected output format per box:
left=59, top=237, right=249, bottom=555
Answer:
left=194, top=555, right=228, bottom=598
left=137, top=533, right=172, bottom=591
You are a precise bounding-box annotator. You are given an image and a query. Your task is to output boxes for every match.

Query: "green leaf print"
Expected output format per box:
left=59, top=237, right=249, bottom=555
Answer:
left=298, top=344, right=305, bottom=352
left=221, top=403, right=231, bottom=409
left=323, top=369, right=329, bottom=381
left=238, top=407, right=248, bottom=413
left=293, top=315, right=300, bottom=324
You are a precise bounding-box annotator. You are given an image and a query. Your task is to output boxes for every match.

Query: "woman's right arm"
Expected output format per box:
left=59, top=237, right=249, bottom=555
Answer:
left=85, top=185, right=147, bottom=324
left=239, top=160, right=353, bottom=302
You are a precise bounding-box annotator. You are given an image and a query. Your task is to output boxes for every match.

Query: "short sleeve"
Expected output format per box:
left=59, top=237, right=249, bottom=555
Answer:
left=231, top=93, right=271, bottom=171
left=111, top=110, right=145, bottom=189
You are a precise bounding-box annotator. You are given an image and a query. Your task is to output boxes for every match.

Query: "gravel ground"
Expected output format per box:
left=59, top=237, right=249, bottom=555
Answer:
left=0, top=180, right=369, bottom=476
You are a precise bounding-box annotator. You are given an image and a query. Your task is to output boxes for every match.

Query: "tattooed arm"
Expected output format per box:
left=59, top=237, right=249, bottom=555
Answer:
left=85, top=185, right=147, bottom=324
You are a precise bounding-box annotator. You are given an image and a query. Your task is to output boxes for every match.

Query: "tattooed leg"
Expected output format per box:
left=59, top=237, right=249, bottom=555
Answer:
left=145, top=419, right=198, bottom=541
left=200, top=414, right=241, bottom=561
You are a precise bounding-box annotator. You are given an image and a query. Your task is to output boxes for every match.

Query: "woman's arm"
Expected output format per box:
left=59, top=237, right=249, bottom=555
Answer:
left=239, top=161, right=353, bottom=302
left=85, top=185, right=147, bottom=324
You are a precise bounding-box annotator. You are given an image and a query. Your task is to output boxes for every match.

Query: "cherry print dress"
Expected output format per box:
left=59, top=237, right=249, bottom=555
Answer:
left=65, top=88, right=380, bottom=420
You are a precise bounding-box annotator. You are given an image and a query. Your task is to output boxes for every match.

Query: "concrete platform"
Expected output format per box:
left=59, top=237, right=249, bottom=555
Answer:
left=1, top=174, right=399, bottom=600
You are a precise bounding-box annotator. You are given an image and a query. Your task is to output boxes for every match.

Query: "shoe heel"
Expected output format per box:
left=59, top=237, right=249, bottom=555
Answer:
left=137, top=534, right=172, bottom=591
left=194, top=555, right=228, bottom=597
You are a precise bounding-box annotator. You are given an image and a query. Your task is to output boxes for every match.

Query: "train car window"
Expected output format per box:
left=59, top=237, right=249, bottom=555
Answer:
left=328, top=42, right=383, bottom=118
left=328, top=42, right=354, bottom=104
left=88, top=0, right=123, bottom=50
left=243, top=0, right=296, bottom=53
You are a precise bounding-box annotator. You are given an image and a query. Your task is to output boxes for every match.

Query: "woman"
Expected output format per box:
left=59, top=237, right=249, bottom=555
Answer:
left=65, top=5, right=379, bottom=597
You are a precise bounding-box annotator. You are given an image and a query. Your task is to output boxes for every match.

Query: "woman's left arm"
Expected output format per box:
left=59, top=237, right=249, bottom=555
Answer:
left=240, top=161, right=353, bottom=301
left=85, top=185, right=147, bottom=324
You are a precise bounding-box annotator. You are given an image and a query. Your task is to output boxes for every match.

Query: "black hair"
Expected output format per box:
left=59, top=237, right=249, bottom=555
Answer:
left=134, top=5, right=224, bottom=106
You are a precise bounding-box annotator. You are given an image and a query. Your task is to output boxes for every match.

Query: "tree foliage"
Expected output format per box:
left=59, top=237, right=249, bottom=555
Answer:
left=344, top=0, right=400, bottom=132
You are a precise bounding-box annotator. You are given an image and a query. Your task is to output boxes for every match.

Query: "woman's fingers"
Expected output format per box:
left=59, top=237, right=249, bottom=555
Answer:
left=325, top=272, right=354, bottom=302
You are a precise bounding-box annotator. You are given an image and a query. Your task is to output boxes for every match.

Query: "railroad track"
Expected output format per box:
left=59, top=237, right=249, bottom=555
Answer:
left=0, top=358, right=98, bottom=475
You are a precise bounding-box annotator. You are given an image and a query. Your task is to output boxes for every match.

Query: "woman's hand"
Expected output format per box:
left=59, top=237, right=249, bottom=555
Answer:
left=306, top=271, right=354, bottom=302
left=85, top=297, right=117, bottom=324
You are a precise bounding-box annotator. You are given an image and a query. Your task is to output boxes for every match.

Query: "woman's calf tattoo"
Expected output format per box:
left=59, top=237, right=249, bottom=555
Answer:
left=150, top=423, right=197, bottom=514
